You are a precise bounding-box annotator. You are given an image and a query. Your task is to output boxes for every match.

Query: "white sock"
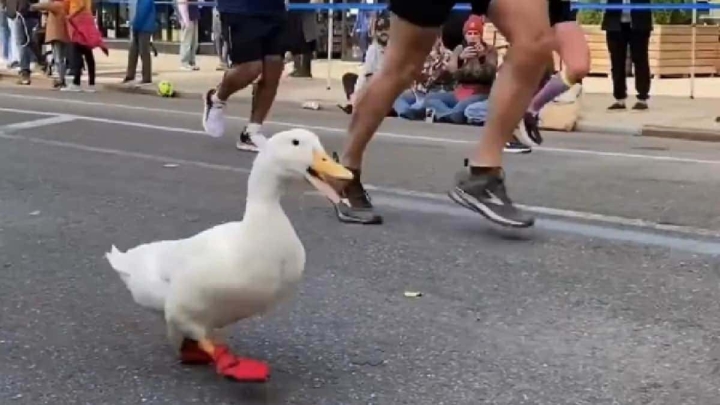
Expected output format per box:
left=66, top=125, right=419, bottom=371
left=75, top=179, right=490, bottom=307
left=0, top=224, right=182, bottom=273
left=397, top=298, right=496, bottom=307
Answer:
left=211, top=93, right=225, bottom=105
left=246, top=123, right=262, bottom=134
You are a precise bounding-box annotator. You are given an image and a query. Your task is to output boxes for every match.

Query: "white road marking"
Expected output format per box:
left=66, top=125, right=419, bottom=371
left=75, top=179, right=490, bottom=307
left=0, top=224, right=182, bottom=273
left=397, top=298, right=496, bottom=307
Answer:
left=1, top=129, right=718, bottom=241
left=0, top=132, right=251, bottom=174
left=0, top=107, right=208, bottom=135
left=2, top=94, right=720, bottom=165
left=0, top=114, right=77, bottom=131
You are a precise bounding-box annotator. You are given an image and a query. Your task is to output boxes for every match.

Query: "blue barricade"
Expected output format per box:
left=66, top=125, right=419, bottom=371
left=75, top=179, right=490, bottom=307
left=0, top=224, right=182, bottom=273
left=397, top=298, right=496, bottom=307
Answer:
left=97, top=1, right=720, bottom=11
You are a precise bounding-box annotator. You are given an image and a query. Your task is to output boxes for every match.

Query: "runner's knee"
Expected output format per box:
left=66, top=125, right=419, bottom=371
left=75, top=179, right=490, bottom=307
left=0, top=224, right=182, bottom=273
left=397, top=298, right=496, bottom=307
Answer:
left=233, top=60, right=263, bottom=80
left=512, top=28, right=555, bottom=67
left=384, top=56, right=424, bottom=90
left=563, top=57, right=590, bottom=83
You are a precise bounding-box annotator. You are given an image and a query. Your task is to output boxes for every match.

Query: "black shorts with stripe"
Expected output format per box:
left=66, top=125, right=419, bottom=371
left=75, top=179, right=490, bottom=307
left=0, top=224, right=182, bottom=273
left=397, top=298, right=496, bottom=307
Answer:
left=220, top=12, right=288, bottom=65
left=388, top=0, right=576, bottom=29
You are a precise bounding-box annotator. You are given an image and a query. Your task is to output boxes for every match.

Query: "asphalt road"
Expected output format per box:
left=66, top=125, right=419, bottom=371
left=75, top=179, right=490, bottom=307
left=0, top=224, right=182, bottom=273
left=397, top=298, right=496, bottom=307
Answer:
left=1, top=87, right=720, bottom=405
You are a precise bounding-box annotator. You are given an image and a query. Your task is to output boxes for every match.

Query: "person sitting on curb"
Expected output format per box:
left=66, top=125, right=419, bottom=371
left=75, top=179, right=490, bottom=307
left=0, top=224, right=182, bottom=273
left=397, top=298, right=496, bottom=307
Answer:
left=392, top=36, right=454, bottom=121
left=465, top=54, right=556, bottom=154
left=421, top=15, right=496, bottom=125
left=337, top=13, right=389, bottom=115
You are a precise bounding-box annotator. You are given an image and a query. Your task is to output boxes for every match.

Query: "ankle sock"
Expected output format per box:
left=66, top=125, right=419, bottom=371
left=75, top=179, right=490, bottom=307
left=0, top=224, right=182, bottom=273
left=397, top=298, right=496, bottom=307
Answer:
left=246, top=123, right=262, bottom=134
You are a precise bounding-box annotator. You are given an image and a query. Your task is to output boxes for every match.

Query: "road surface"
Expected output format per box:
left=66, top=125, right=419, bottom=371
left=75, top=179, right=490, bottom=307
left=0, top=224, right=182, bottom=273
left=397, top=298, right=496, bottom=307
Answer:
left=1, top=88, right=719, bottom=405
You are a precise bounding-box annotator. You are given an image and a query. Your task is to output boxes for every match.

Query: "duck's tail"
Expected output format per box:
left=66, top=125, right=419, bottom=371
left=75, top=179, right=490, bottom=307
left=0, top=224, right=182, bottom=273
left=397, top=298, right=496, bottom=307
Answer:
left=106, top=245, right=132, bottom=284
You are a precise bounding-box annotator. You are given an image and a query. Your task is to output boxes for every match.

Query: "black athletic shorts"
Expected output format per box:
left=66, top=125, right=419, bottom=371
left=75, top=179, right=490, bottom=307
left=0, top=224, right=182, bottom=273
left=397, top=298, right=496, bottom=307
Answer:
left=549, top=0, right=576, bottom=26
left=388, top=0, right=576, bottom=28
left=220, top=12, right=287, bottom=65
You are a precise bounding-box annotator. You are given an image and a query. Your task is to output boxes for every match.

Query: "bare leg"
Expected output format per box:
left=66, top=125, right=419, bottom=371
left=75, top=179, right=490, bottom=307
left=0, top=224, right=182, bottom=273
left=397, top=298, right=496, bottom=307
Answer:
left=469, top=0, right=555, bottom=168
left=203, top=61, right=263, bottom=138
left=519, top=20, right=590, bottom=146
left=249, top=57, right=284, bottom=125
left=317, top=15, right=438, bottom=225
left=554, top=22, right=591, bottom=84
left=341, top=15, right=438, bottom=170
left=448, top=0, right=554, bottom=228
left=216, top=61, right=263, bottom=101
left=528, top=22, right=589, bottom=113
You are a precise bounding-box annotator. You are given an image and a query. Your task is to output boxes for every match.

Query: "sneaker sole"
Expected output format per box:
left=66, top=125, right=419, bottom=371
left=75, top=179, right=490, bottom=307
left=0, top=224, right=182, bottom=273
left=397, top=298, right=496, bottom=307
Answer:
left=202, top=90, right=212, bottom=134
left=333, top=203, right=384, bottom=225
left=236, top=142, right=259, bottom=153
left=447, top=188, right=534, bottom=228
left=504, top=147, right=532, bottom=154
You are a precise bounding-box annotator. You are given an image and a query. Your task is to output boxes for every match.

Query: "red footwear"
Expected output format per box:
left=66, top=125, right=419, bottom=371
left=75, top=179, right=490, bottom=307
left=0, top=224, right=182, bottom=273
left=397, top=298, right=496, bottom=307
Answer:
left=212, top=345, right=270, bottom=383
left=179, top=339, right=213, bottom=365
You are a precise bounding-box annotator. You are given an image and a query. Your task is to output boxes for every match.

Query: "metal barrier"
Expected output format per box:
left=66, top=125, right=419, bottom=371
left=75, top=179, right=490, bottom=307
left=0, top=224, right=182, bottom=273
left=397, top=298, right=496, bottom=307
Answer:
left=102, top=2, right=717, bottom=97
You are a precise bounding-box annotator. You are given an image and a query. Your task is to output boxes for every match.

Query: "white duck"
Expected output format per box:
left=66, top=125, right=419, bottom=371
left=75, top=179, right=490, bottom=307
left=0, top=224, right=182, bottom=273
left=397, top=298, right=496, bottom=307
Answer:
left=105, top=129, right=352, bottom=383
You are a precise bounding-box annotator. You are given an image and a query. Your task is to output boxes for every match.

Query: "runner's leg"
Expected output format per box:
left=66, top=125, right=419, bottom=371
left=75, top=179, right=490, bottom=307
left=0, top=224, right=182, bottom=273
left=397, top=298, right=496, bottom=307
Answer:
left=519, top=3, right=589, bottom=146
left=449, top=0, right=554, bottom=228
left=237, top=16, right=287, bottom=152
left=329, top=0, right=455, bottom=225
left=202, top=13, right=267, bottom=138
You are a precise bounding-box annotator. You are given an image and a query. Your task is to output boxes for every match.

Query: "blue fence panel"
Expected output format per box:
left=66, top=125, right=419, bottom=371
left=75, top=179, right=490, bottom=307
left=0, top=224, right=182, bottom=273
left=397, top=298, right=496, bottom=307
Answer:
left=97, top=1, right=720, bottom=10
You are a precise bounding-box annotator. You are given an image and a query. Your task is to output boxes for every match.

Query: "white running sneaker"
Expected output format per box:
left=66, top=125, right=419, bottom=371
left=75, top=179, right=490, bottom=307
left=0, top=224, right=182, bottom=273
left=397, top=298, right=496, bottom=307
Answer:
left=236, top=128, right=265, bottom=153
left=202, top=88, right=225, bottom=138
left=61, top=84, right=82, bottom=92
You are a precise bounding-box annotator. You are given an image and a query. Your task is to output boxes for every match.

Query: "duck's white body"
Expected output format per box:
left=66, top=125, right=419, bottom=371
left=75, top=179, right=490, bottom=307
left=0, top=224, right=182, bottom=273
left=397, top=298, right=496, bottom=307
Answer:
left=107, top=202, right=305, bottom=343
left=104, top=130, right=347, bottom=350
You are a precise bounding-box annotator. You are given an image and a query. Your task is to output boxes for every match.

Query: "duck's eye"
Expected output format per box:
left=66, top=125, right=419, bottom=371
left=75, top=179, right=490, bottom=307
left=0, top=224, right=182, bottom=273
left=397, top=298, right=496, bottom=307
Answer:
left=292, top=139, right=300, bottom=146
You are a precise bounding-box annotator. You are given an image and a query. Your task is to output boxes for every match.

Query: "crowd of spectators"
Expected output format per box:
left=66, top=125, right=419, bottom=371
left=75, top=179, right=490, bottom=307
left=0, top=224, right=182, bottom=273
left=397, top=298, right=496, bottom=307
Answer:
left=338, top=12, right=553, bottom=153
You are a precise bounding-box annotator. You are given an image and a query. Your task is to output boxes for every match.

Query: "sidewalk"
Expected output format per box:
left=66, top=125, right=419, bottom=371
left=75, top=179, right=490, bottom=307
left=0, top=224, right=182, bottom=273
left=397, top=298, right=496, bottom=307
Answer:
left=2, top=49, right=719, bottom=141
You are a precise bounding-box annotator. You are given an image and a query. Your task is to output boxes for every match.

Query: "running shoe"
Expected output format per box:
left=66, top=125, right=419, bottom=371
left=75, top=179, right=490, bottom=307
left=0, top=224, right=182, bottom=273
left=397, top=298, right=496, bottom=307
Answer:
left=202, top=88, right=225, bottom=138
left=236, top=128, right=262, bottom=153
left=516, top=111, right=543, bottom=147
left=504, top=138, right=532, bottom=154
left=448, top=162, right=535, bottom=228
left=315, top=153, right=383, bottom=225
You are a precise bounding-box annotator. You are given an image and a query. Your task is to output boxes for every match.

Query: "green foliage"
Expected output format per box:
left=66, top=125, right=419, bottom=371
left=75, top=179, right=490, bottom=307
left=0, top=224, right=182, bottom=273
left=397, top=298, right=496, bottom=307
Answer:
left=651, top=0, right=692, bottom=25
left=577, top=10, right=603, bottom=25
left=577, top=0, right=693, bottom=26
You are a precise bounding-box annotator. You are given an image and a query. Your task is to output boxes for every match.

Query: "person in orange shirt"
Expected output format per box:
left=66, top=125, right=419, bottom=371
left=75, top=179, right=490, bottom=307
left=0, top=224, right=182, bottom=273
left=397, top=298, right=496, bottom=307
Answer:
left=62, top=0, right=96, bottom=91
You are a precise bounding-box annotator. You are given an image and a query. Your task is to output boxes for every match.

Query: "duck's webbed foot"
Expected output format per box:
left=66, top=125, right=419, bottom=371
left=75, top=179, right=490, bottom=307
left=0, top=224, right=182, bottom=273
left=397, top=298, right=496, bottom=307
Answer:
left=198, top=339, right=270, bottom=383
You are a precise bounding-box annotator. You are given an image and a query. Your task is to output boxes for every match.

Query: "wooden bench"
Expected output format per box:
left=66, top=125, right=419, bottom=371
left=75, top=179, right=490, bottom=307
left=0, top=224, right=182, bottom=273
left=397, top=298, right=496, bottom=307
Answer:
left=483, top=24, right=720, bottom=78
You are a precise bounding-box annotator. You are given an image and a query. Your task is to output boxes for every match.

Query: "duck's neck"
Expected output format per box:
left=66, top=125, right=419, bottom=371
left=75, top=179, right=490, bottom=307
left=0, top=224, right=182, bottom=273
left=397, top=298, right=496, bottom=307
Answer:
left=243, top=160, right=286, bottom=223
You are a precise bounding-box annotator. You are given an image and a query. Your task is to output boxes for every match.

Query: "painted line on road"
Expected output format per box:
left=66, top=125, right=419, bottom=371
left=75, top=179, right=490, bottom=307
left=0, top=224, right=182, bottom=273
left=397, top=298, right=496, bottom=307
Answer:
left=0, top=106, right=209, bottom=136
left=0, top=131, right=252, bottom=174
left=370, top=192, right=720, bottom=256
left=2, top=94, right=720, bottom=166
left=1, top=130, right=719, bottom=247
left=358, top=185, right=720, bottom=239
left=0, top=114, right=77, bottom=131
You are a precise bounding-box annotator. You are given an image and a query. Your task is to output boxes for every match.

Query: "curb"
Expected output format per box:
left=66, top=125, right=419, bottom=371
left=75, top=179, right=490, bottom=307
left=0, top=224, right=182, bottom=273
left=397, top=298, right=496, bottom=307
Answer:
left=641, top=125, right=720, bottom=143
left=100, top=82, right=343, bottom=110
left=0, top=70, right=342, bottom=110
left=575, top=121, right=643, bottom=136
left=575, top=120, right=720, bottom=142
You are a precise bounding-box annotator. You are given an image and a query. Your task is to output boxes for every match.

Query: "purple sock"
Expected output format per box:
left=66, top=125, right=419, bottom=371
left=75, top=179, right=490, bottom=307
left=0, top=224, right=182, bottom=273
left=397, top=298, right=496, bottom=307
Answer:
left=529, top=73, right=571, bottom=114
